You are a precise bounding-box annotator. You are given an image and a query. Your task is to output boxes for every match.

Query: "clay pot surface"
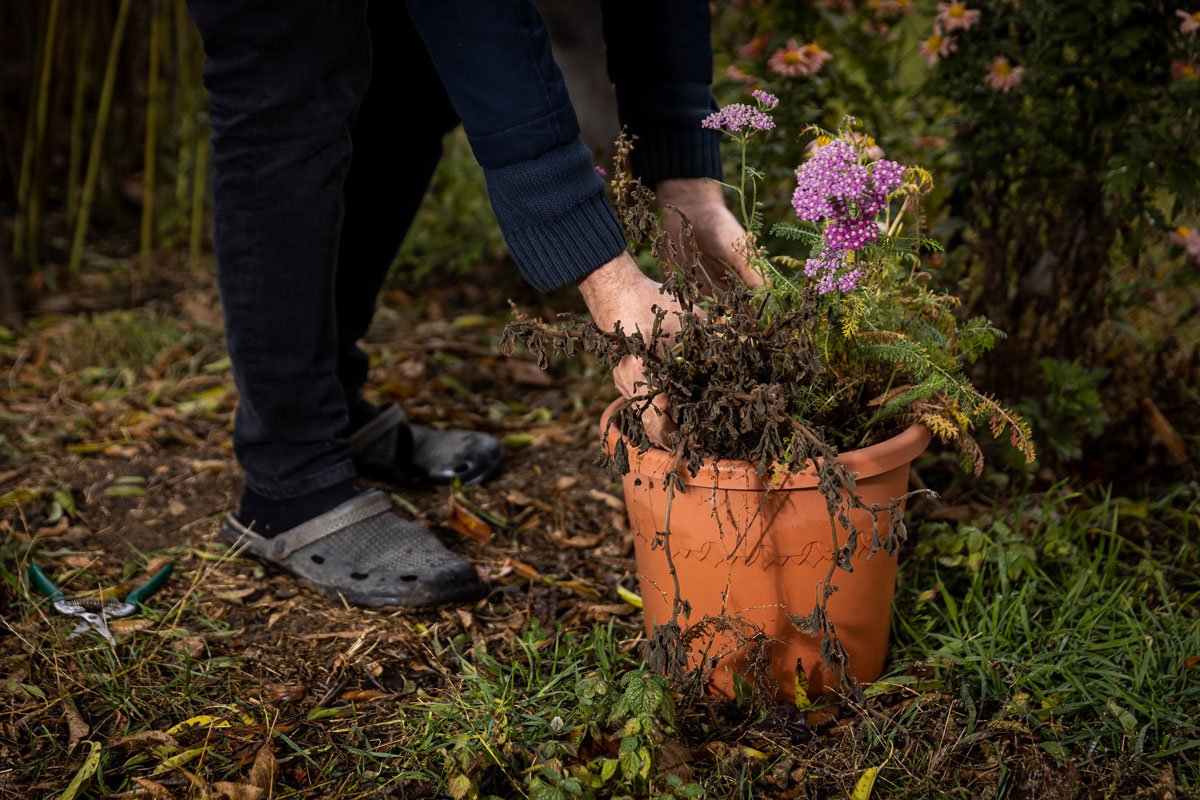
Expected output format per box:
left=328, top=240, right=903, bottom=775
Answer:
left=600, top=398, right=929, bottom=700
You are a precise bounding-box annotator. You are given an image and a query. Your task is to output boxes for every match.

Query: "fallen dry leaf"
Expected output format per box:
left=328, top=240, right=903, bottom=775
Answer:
left=132, top=777, right=177, bottom=800
left=549, top=529, right=605, bottom=549
left=501, top=557, right=542, bottom=581
left=507, top=359, right=555, bottom=387
left=446, top=495, right=493, bottom=545
left=340, top=689, right=393, bottom=702
left=1140, top=397, right=1190, bottom=465
left=587, top=489, right=625, bottom=511
left=264, top=683, right=307, bottom=701
left=296, top=629, right=373, bottom=641
left=109, top=730, right=180, bottom=750
left=63, top=696, right=89, bottom=754
left=212, top=782, right=264, bottom=800
left=248, top=744, right=277, bottom=791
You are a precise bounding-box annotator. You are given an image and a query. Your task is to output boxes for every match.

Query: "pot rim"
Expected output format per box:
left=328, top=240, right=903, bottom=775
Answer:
left=599, top=397, right=931, bottom=491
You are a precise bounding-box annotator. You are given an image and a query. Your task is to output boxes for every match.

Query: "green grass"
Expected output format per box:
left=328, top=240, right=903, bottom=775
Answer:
left=894, top=484, right=1200, bottom=788
left=4, top=476, right=1197, bottom=798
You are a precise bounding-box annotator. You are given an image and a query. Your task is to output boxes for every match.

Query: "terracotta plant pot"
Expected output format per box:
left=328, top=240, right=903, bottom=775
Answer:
left=600, top=398, right=930, bottom=701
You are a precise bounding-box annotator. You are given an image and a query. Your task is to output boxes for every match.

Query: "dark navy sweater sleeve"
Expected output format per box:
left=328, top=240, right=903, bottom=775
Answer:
left=600, top=0, right=723, bottom=188
left=405, top=0, right=627, bottom=292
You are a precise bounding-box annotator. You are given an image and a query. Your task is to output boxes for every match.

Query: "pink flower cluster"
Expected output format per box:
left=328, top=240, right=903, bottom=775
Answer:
left=804, top=248, right=862, bottom=295
left=793, top=140, right=908, bottom=294
left=701, top=103, right=775, bottom=132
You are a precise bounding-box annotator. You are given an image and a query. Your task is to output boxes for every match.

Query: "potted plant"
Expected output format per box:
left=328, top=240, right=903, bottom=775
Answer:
left=504, top=91, right=1034, bottom=702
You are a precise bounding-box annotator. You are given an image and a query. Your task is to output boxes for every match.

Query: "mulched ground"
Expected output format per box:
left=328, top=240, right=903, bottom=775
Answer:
left=0, top=270, right=1181, bottom=799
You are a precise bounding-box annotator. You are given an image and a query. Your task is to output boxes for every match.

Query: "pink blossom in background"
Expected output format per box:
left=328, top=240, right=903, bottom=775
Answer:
left=768, top=39, right=833, bottom=78
left=1178, top=9, right=1200, bottom=35
left=984, top=56, right=1025, bottom=93
left=725, top=64, right=758, bottom=84
left=1169, top=227, right=1200, bottom=264
left=867, top=0, right=915, bottom=14
left=1171, top=59, right=1199, bottom=80
left=919, top=31, right=958, bottom=66
left=738, top=34, right=770, bottom=59
left=936, top=1, right=981, bottom=32
left=594, top=166, right=607, bottom=179
left=822, top=0, right=855, bottom=12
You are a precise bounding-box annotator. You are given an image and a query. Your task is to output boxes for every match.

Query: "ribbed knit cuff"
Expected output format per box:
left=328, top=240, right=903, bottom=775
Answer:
left=483, top=138, right=629, bottom=292
left=504, top=192, right=628, bottom=292
left=628, top=125, right=724, bottom=189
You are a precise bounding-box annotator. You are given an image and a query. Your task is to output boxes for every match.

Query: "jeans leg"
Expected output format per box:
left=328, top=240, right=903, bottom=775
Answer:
left=188, top=0, right=370, bottom=498
left=335, top=2, right=460, bottom=412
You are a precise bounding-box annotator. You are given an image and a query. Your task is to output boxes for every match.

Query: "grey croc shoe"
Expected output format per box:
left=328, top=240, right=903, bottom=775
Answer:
left=220, top=490, right=485, bottom=607
left=350, top=404, right=505, bottom=486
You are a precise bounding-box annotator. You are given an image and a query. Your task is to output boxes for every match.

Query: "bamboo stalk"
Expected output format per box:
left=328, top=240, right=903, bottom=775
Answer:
left=188, top=126, right=209, bottom=268
left=140, top=0, right=163, bottom=281
left=174, top=0, right=194, bottom=249
left=69, top=0, right=133, bottom=279
left=26, top=0, right=64, bottom=269
left=12, top=2, right=51, bottom=264
left=67, top=3, right=94, bottom=226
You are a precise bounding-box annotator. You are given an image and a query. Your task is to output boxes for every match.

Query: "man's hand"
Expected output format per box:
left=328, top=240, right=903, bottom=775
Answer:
left=656, top=178, right=765, bottom=290
left=578, top=252, right=685, bottom=448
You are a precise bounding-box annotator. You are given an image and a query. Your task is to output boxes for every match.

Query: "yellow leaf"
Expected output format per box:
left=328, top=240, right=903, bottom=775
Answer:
left=850, top=767, right=879, bottom=800
left=165, top=715, right=229, bottom=736
left=616, top=585, right=642, bottom=609
left=152, top=746, right=207, bottom=775
left=58, top=740, right=102, bottom=800
left=794, top=665, right=812, bottom=711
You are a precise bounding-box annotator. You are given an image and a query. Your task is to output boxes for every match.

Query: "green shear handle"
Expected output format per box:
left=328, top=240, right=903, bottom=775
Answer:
left=27, top=561, right=174, bottom=645
left=27, top=562, right=173, bottom=606
left=124, top=563, right=174, bottom=605
left=27, top=563, right=65, bottom=603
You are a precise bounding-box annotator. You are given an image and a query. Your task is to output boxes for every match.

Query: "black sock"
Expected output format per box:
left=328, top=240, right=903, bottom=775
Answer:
left=236, top=478, right=365, bottom=538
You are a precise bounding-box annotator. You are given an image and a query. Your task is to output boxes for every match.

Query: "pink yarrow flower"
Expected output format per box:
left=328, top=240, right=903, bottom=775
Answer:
left=936, top=1, right=981, bottom=31
left=751, top=88, right=779, bottom=109
left=919, top=30, right=958, bottom=66
left=1178, top=9, right=1200, bottom=35
left=768, top=39, right=833, bottom=78
left=984, top=56, right=1025, bottom=92
left=701, top=103, right=775, bottom=132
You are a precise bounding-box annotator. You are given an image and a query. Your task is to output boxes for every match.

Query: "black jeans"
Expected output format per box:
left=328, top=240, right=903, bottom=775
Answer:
left=188, top=0, right=717, bottom=499
left=187, top=1, right=463, bottom=498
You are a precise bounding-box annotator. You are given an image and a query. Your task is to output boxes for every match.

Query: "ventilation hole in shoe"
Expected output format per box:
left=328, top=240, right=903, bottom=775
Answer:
left=350, top=572, right=369, bottom=580
left=401, top=575, right=418, bottom=582
left=311, top=555, right=325, bottom=565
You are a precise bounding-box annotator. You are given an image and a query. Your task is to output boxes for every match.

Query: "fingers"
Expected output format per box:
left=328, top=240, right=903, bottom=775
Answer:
left=614, top=355, right=676, bottom=449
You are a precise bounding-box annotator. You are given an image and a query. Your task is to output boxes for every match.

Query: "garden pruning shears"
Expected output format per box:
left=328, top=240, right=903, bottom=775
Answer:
left=26, top=562, right=173, bottom=646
